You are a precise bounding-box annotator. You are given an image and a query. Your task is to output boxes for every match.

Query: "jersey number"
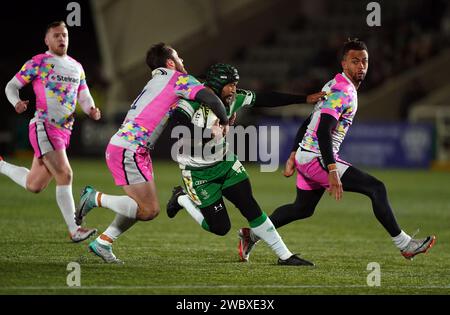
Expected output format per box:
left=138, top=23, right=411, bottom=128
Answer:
left=130, top=89, right=147, bottom=110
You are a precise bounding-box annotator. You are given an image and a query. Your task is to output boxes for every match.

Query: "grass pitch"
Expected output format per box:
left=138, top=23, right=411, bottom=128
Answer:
left=0, top=158, right=449, bottom=295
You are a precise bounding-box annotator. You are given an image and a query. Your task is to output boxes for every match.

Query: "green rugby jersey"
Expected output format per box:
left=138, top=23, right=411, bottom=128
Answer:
left=174, top=89, right=255, bottom=169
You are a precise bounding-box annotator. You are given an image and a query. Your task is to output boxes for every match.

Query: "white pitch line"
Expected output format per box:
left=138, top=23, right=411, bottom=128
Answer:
left=0, top=284, right=449, bottom=290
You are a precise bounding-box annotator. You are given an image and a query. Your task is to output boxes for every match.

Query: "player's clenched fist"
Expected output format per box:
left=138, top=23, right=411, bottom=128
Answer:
left=15, top=100, right=29, bottom=114
left=89, top=107, right=101, bottom=120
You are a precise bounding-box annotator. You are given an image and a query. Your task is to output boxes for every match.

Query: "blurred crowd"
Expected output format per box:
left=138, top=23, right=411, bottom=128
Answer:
left=237, top=0, right=450, bottom=97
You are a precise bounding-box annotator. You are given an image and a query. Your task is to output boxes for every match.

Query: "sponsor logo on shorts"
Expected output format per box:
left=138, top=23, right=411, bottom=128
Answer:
left=214, top=203, right=224, bottom=213
left=200, top=190, right=209, bottom=199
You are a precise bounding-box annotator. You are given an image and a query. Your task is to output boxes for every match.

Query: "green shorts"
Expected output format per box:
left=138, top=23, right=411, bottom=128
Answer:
left=181, top=155, right=249, bottom=208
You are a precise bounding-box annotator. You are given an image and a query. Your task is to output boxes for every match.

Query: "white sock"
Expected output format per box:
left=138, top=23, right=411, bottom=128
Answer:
left=392, top=230, right=412, bottom=250
left=178, top=195, right=206, bottom=226
left=250, top=214, right=292, bottom=260
left=249, top=229, right=260, bottom=242
left=96, top=236, right=113, bottom=247
left=103, top=214, right=137, bottom=242
left=0, top=160, right=28, bottom=189
left=56, top=185, right=78, bottom=234
left=96, top=192, right=138, bottom=219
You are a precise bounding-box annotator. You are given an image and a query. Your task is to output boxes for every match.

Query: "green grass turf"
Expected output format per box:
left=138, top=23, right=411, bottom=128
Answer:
left=0, top=158, right=449, bottom=295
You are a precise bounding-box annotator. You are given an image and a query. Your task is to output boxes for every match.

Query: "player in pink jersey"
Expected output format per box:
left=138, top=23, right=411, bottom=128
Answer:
left=1, top=21, right=100, bottom=242
left=75, top=43, right=229, bottom=263
left=239, top=39, right=435, bottom=263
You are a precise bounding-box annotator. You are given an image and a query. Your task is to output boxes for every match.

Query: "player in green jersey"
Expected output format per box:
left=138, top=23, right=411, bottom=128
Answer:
left=166, top=63, right=325, bottom=265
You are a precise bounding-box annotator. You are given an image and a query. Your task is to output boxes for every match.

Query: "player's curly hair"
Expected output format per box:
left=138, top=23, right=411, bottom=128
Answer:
left=342, top=38, right=368, bottom=60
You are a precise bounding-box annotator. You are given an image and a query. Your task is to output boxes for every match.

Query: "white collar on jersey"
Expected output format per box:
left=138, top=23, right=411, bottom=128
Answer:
left=152, top=68, right=173, bottom=77
left=46, top=50, right=69, bottom=59
left=341, top=72, right=357, bottom=91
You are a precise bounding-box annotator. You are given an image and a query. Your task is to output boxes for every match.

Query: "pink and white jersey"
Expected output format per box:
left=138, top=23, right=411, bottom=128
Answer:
left=110, top=68, right=205, bottom=152
left=301, top=73, right=358, bottom=154
left=15, top=51, right=88, bottom=130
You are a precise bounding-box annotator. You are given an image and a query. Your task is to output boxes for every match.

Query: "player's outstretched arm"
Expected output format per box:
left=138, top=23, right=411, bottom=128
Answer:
left=252, top=91, right=326, bottom=107
left=306, top=91, right=328, bottom=104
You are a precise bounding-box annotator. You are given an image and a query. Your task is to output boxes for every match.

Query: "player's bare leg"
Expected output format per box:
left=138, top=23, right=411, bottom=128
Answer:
left=78, top=181, right=160, bottom=222
left=0, top=155, right=54, bottom=193
left=123, top=181, right=160, bottom=221
left=25, top=156, right=53, bottom=193
left=78, top=181, right=159, bottom=263
left=42, top=150, right=97, bottom=242
left=0, top=156, right=49, bottom=191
